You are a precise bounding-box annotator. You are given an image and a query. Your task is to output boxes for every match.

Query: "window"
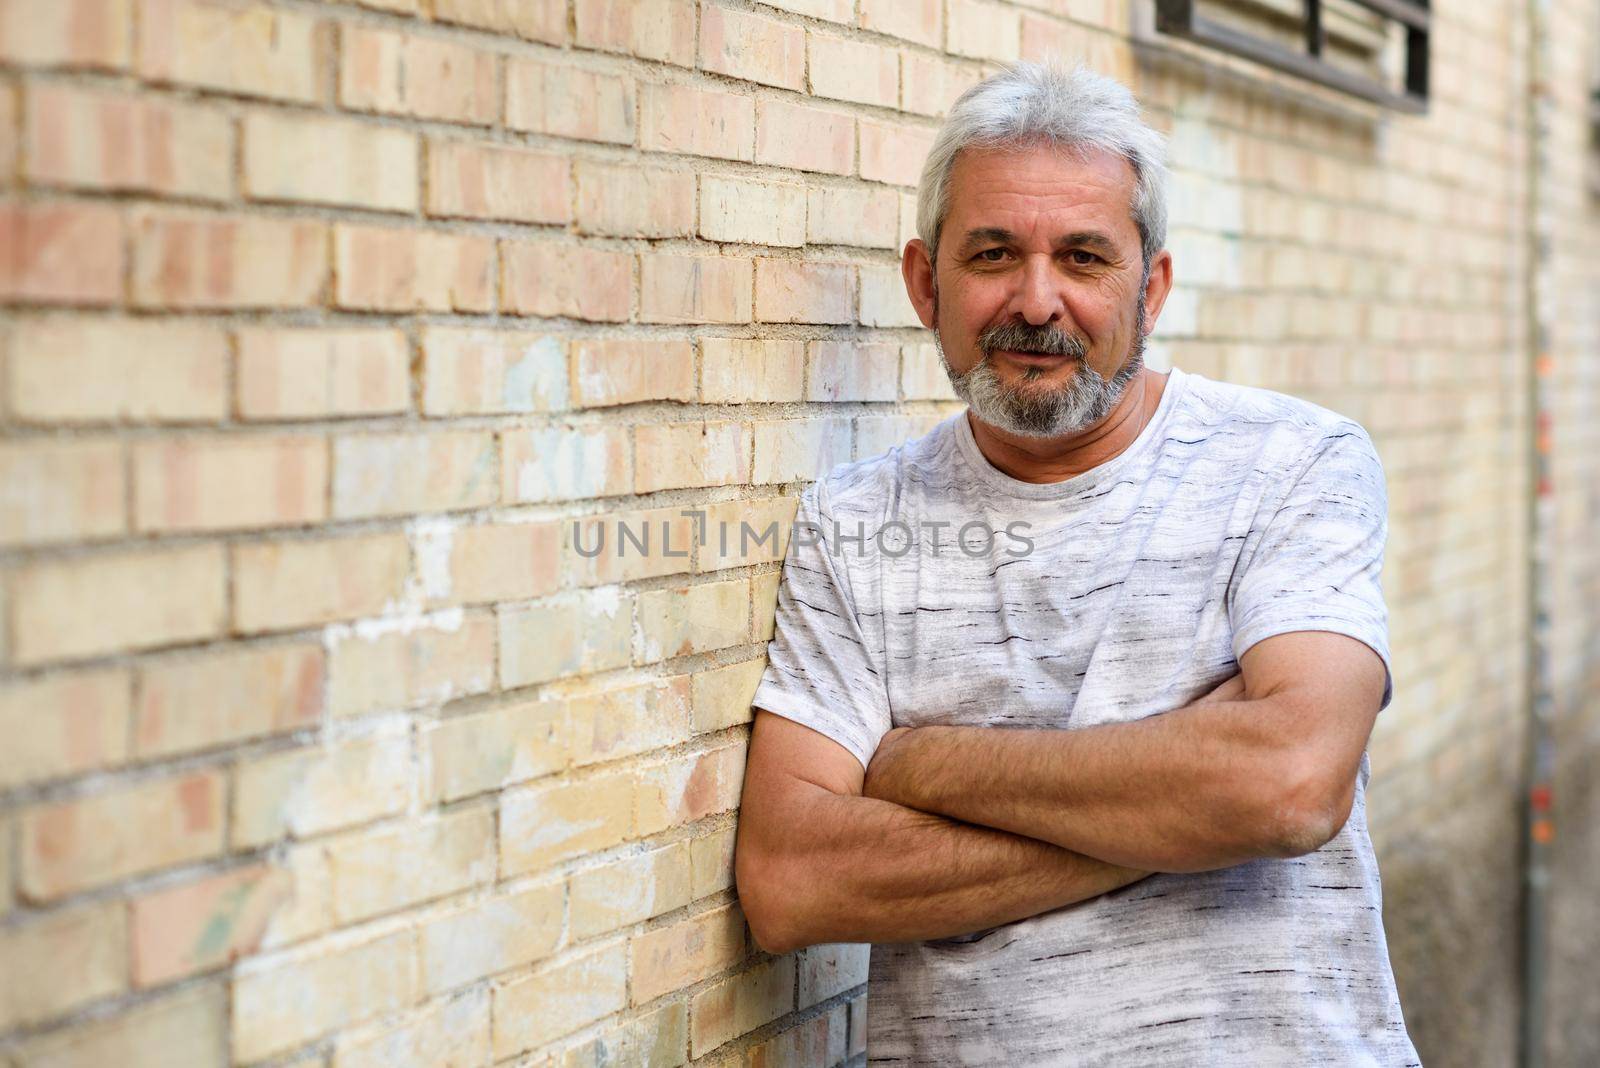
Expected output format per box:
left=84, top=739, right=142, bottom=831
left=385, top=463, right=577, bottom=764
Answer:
left=1154, top=0, right=1430, bottom=112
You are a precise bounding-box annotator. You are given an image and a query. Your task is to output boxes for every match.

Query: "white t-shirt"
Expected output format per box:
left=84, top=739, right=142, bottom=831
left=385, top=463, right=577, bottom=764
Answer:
left=751, top=366, right=1419, bottom=1065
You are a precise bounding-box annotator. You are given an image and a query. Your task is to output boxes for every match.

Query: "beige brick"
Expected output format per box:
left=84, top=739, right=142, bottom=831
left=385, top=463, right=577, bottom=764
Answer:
left=755, top=99, right=854, bottom=176
left=130, top=864, right=293, bottom=987
left=807, top=184, right=900, bottom=248
left=11, top=544, right=226, bottom=665
left=492, top=942, right=628, bottom=1059
left=0, top=201, right=123, bottom=304
left=763, top=0, right=852, bottom=20
left=133, top=434, right=327, bottom=533
left=425, top=696, right=566, bottom=802
left=133, top=211, right=328, bottom=309
left=421, top=326, right=568, bottom=416
left=237, top=327, right=411, bottom=421
left=501, top=424, right=631, bottom=504
left=573, top=337, right=695, bottom=407
left=327, top=609, right=496, bottom=717
left=427, top=140, right=569, bottom=224
left=700, top=4, right=804, bottom=90
left=20, top=769, right=225, bottom=900
left=690, top=826, right=737, bottom=899
left=566, top=505, right=696, bottom=587
left=340, top=25, right=497, bottom=125
left=699, top=174, right=806, bottom=247
left=947, top=0, right=1021, bottom=61
left=700, top=339, right=805, bottom=403
left=695, top=497, right=796, bottom=574
left=232, top=733, right=411, bottom=849
left=808, top=32, right=899, bottom=108
left=856, top=412, right=938, bottom=460
left=859, top=263, right=922, bottom=326
left=807, top=340, right=900, bottom=402
left=326, top=807, right=495, bottom=925
left=860, top=0, right=941, bottom=47
left=628, top=904, right=746, bottom=1006
left=576, top=0, right=695, bottom=64
left=575, top=160, right=696, bottom=238
left=799, top=942, right=869, bottom=1006
left=559, top=1003, right=688, bottom=1068
left=417, top=883, right=563, bottom=994
left=570, top=842, right=692, bottom=940
left=334, top=988, right=490, bottom=1068
left=901, top=340, right=958, bottom=400
left=635, top=421, right=751, bottom=493
left=752, top=568, right=780, bottom=641
left=5, top=319, right=224, bottom=424
left=636, top=578, right=751, bottom=664
left=755, top=259, right=855, bottom=324
left=0, top=439, right=125, bottom=547
left=0, top=0, right=131, bottom=69
left=26, top=83, right=232, bottom=199
left=506, top=57, right=636, bottom=145
left=134, top=642, right=323, bottom=759
left=435, top=0, right=564, bottom=43
left=860, top=119, right=936, bottom=186
left=568, top=676, right=692, bottom=767
left=502, top=240, right=633, bottom=321
left=640, top=253, right=753, bottom=324
left=256, top=841, right=333, bottom=951
left=333, top=430, right=497, bottom=518
left=0, top=668, right=129, bottom=790
left=442, top=519, right=563, bottom=607
left=692, top=658, right=765, bottom=733
left=139, top=0, right=326, bottom=102
left=747, top=1006, right=848, bottom=1067
left=691, top=956, right=796, bottom=1057
left=14, top=983, right=226, bottom=1067
left=0, top=901, right=125, bottom=1030
left=500, top=772, right=634, bottom=876
left=751, top=417, right=851, bottom=483
left=233, top=532, right=408, bottom=633
left=0, top=82, right=19, bottom=186
left=633, top=742, right=747, bottom=837
left=232, top=929, right=416, bottom=1062
left=244, top=111, right=415, bottom=212
left=640, top=83, right=754, bottom=162
left=498, top=589, right=633, bottom=687
left=902, top=51, right=983, bottom=118
left=334, top=223, right=494, bottom=312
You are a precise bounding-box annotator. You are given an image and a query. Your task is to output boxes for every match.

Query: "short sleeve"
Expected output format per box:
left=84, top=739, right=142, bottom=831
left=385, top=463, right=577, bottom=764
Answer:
left=752, top=479, right=893, bottom=772
left=1228, top=425, right=1395, bottom=712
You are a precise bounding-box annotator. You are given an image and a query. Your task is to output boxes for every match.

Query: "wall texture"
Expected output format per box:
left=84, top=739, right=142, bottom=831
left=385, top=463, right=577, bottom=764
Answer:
left=0, top=0, right=1595, bottom=1065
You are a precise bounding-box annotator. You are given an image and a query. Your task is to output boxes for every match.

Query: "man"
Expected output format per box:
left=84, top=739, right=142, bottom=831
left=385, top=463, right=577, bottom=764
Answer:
left=734, top=62, right=1420, bottom=1065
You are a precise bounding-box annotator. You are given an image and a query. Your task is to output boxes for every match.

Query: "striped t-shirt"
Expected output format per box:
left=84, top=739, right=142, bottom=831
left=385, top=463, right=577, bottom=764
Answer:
left=751, top=365, right=1420, bottom=1065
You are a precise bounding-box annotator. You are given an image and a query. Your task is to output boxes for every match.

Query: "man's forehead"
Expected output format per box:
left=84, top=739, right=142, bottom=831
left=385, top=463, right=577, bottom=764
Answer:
left=944, top=143, right=1139, bottom=242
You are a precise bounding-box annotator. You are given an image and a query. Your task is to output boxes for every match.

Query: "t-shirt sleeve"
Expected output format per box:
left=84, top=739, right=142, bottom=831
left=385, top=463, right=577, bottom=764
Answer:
left=1228, top=424, right=1395, bottom=712
left=751, top=479, right=893, bottom=772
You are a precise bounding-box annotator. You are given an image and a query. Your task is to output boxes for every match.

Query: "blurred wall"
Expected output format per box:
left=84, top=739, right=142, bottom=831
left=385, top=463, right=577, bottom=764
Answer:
left=0, top=0, right=1595, bottom=1065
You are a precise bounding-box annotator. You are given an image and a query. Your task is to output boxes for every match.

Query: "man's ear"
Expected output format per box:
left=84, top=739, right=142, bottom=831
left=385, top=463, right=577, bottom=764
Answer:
left=901, top=238, right=938, bottom=330
left=1139, top=247, right=1175, bottom=334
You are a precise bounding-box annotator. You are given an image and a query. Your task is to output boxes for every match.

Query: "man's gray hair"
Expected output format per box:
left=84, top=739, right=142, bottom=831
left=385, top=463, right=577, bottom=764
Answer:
left=915, top=61, right=1170, bottom=270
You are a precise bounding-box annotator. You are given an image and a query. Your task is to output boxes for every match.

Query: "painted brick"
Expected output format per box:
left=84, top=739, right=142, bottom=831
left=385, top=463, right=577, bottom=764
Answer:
left=231, top=733, right=411, bottom=849
left=849, top=996, right=867, bottom=1057
left=691, top=658, right=765, bottom=733
left=421, top=326, right=568, bottom=416
left=858, top=263, right=924, bottom=326
left=506, top=57, right=636, bottom=145
left=334, top=223, right=494, bottom=312
left=498, top=588, right=633, bottom=688
left=635, top=578, right=752, bottom=664
left=566, top=505, right=696, bottom=587
left=640, top=253, right=753, bottom=324
left=499, top=772, right=634, bottom=876
left=808, top=32, right=899, bottom=108
left=567, top=676, right=692, bottom=767
left=0, top=201, right=123, bottom=304
left=139, top=0, right=326, bottom=102
left=500, top=424, right=632, bottom=504
left=26, top=84, right=232, bottom=199
left=700, top=339, right=806, bottom=403
left=434, top=0, right=564, bottom=43
left=690, top=956, right=796, bottom=1057
left=559, top=1003, right=688, bottom=1068
left=575, top=159, right=696, bottom=238
left=492, top=942, right=628, bottom=1059
left=628, top=903, right=746, bottom=1006
left=799, top=942, right=870, bottom=1007
left=751, top=417, right=852, bottom=484
left=13, top=983, right=226, bottom=1067
left=130, top=864, right=293, bottom=986
left=333, top=430, right=497, bottom=518
left=573, top=337, right=696, bottom=407
left=255, top=841, right=333, bottom=951
left=10, top=545, right=226, bottom=665
left=19, top=769, right=225, bottom=900
left=327, top=609, right=496, bottom=717
left=569, top=842, right=692, bottom=939
left=690, top=826, right=738, bottom=899
left=0, top=0, right=131, bottom=69
left=695, top=496, right=797, bottom=574
left=860, top=119, right=936, bottom=186
left=860, top=0, right=942, bottom=47
left=0, top=439, right=125, bottom=547
left=333, top=988, right=490, bottom=1068
left=325, top=807, right=496, bottom=924
left=0, top=901, right=125, bottom=1030
left=133, top=210, right=328, bottom=309
left=576, top=0, right=695, bottom=65
left=0, top=668, right=129, bottom=790
left=807, top=183, right=900, bottom=248
left=902, top=340, right=958, bottom=400
left=441, top=519, right=563, bottom=607
left=340, top=25, right=497, bottom=125
left=425, top=696, right=566, bottom=802
left=640, top=83, right=754, bottom=162
left=233, top=531, right=409, bottom=633
left=133, top=434, right=328, bottom=533
left=946, top=0, right=1021, bottom=60
left=699, top=173, right=806, bottom=247
left=502, top=240, right=633, bottom=321
left=808, top=341, right=900, bottom=401
left=700, top=5, right=805, bottom=90
left=755, top=259, right=855, bottom=324
left=426, top=139, right=570, bottom=224
left=633, top=742, right=747, bottom=837
left=635, top=421, right=751, bottom=493
left=902, top=51, right=984, bottom=118
left=755, top=99, right=854, bottom=175
left=236, top=327, right=411, bottom=421
left=244, top=111, right=416, bottom=212
left=416, top=883, right=565, bottom=993
left=134, top=642, right=323, bottom=759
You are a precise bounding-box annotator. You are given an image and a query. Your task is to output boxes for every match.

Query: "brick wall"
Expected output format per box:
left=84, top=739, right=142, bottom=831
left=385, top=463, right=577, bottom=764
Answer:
left=0, top=0, right=1596, bottom=1065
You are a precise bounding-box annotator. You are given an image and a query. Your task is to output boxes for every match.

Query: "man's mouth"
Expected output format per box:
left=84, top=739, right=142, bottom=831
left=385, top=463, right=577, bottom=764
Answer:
left=994, top=348, right=1077, bottom=365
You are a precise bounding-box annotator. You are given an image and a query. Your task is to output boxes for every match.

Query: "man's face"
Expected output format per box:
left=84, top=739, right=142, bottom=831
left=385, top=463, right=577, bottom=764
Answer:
left=904, top=142, right=1169, bottom=438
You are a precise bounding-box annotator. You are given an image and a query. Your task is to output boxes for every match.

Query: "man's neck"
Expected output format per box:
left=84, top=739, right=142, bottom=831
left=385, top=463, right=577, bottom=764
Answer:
left=966, top=367, right=1168, bottom=484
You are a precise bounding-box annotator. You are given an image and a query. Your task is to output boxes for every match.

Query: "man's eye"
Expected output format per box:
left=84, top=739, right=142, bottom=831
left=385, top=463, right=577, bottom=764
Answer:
left=977, top=248, right=1008, bottom=262
left=1069, top=250, right=1101, bottom=265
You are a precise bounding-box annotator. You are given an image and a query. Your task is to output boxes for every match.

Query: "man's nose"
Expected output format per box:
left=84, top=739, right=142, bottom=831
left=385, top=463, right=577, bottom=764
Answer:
left=1009, top=254, right=1066, bottom=326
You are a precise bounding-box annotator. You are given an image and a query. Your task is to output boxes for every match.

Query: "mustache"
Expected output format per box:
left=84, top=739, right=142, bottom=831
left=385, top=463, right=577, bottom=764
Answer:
left=977, top=321, right=1089, bottom=359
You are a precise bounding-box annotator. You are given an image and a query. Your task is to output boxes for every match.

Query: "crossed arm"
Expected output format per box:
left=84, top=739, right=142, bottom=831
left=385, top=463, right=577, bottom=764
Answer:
left=735, top=630, right=1387, bottom=953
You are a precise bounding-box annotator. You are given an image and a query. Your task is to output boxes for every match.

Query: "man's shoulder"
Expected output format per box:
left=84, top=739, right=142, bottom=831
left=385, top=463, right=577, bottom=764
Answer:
left=804, top=410, right=964, bottom=519
left=1180, top=370, right=1375, bottom=461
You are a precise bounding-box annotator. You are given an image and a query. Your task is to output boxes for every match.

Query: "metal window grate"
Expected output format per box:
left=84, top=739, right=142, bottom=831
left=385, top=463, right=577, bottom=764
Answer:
left=1155, top=0, right=1430, bottom=112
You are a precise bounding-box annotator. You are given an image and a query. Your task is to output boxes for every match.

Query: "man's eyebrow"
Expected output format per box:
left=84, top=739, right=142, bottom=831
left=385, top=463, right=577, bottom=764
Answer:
left=953, top=227, right=1122, bottom=255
